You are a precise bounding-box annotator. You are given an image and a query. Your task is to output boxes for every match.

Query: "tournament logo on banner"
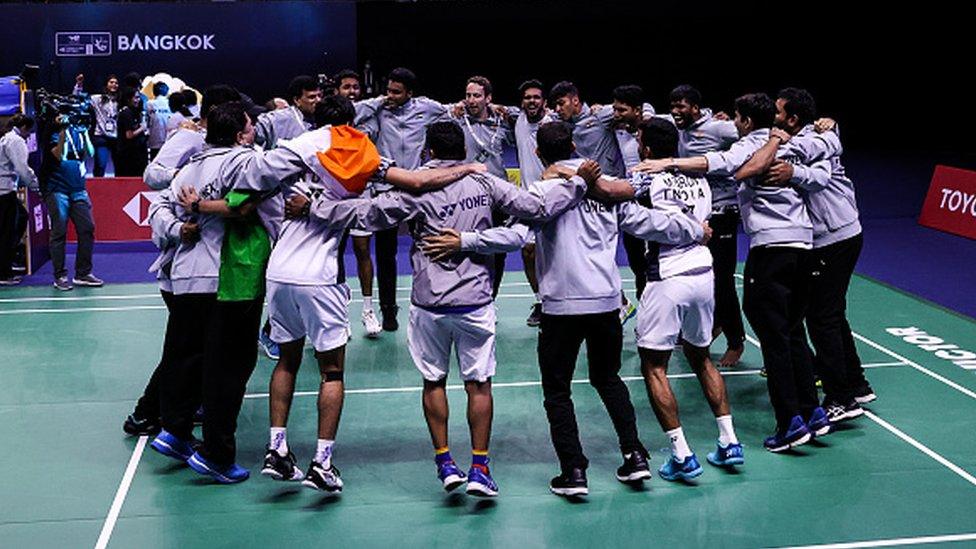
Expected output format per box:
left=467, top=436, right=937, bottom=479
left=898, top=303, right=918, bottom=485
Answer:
left=919, top=165, right=976, bottom=241
left=67, top=178, right=156, bottom=242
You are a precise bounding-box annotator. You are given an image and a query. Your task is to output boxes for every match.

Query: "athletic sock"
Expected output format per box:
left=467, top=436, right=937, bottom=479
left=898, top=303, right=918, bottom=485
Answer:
left=435, top=446, right=453, bottom=466
left=472, top=449, right=489, bottom=473
left=314, top=439, right=335, bottom=468
left=269, top=427, right=288, bottom=456
left=666, top=427, right=693, bottom=461
left=363, top=295, right=374, bottom=313
left=716, top=415, right=739, bottom=446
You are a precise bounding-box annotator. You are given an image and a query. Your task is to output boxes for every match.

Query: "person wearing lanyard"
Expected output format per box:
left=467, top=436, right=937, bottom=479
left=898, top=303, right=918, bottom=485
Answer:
left=74, top=74, right=119, bottom=177
left=453, top=76, right=515, bottom=301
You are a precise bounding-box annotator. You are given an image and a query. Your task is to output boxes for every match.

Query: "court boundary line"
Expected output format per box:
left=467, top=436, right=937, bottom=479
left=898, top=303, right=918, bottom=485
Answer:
left=772, top=531, right=976, bottom=549
left=94, top=435, right=147, bottom=549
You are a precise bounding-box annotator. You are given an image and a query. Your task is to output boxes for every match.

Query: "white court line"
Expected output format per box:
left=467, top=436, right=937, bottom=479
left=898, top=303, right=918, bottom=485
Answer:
left=850, top=332, right=976, bottom=401
left=0, top=293, right=161, bottom=304
left=742, top=334, right=976, bottom=488
left=242, top=362, right=904, bottom=400
left=772, top=532, right=976, bottom=549
left=94, top=435, right=147, bottom=549
left=864, top=410, right=976, bottom=486
left=0, top=305, right=167, bottom=315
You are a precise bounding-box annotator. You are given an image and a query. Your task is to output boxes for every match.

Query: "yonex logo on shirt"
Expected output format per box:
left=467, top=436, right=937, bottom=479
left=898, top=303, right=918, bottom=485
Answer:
left=436, top=194, right=491, bottom=219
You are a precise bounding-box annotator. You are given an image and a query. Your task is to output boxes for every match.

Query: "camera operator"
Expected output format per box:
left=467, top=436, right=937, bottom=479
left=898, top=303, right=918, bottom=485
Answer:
left=116, top=87, right=149, bottom=176
left=40, top=112, right=103, bottom=290
left=0, top=115, right=38, bottom=286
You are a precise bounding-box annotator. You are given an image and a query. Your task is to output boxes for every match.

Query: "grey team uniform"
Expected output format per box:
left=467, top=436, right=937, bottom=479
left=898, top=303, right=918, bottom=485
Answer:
left=296, top=159, right=589, bottom=382
left=254, top=105, right=314, bottom=151
left=627, top=171, right=714, bottom=350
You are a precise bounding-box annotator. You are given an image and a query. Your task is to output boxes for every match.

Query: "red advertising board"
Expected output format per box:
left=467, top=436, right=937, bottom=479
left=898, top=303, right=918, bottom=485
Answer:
left=919, top=166, right=976, bottom=240
left=67, top=177, right=156, bottom=242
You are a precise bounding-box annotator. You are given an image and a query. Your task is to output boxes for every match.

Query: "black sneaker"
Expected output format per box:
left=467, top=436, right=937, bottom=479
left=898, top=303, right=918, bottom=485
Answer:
left=853, top=385, right=877, bottom=404
left=824, top=399, right=864, bottom=423
left=123, top=413, right=161, bottom=436
left=526, top=303, right=542, bottom=327
left=302, top=461, right=343, bottom=492
left=192, top=406, right=204, bottom=425
left=550, top=467, right=588, bottom=497
left=261, top=447, right=304, bottom=481
left=616, top=450, right=652, bottom=483
left=381, top=305, right=399, bottom=332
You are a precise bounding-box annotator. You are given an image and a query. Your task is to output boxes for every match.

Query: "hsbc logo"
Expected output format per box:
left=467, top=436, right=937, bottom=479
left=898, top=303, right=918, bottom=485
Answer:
left=117, top=34, right=216, bottom=52
left=123, top=191, right=160, bottom=226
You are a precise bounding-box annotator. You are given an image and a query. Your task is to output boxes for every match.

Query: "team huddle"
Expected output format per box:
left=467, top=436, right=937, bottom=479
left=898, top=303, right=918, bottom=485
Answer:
left=126, top=67, right=873, bottom=499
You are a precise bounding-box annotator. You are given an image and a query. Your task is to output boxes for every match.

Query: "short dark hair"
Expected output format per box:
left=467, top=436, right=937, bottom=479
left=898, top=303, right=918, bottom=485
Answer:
left=638, top=118, right=679, bottom=159
left=287, top=75, right=320, bottom=101
left=119, top=87, right=142, bottom=113
left=315, top=95, right=356, bottom=127
left=466, top=75, right=492, bottom=97
left=548, top=81, right=579, bottom=104
left=200, top=85, right=241, bottom=121
left=425, top=122, right=465, bottom=160
left=334, top=69, right=360, bottom=83
left=734, top=93, right=776, bottom=130
left=181, top=89, right=198, bottom=106
left=387, top=67, right=417, bottom=92
left=152, top=82, right=169, bottom=97
left=536, top=121, right=574, bottom=164
left=122, top=72, right=141, bottom=89
left=205, top=102, right=248, bottom=147
left=6, top=114, right=34, bottom=131
left=669, top=84, right=702, bottom=107
left=519, top=79, right=544, bottom=95
left=777, top=87, right=817, bottom=126
left=167, top=91, right=186, bottom=114
left=612, top=84, right=643, bottom=109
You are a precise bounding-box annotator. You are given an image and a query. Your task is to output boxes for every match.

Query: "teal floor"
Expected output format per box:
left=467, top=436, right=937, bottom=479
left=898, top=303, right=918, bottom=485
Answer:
left=1, top=272, right=975, bottom=548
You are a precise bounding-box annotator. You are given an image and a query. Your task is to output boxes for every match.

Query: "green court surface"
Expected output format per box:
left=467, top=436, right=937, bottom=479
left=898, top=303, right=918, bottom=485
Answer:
left=2, top=272, right=975, bottom=549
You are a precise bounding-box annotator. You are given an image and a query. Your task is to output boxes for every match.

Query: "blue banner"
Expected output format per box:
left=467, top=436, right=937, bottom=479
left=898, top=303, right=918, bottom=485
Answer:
left=0, top=1, right=356, bottom=104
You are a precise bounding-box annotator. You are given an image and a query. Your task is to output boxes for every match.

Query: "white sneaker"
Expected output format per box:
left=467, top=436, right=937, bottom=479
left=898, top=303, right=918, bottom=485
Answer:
left=362, top=308, right=381, bottom=338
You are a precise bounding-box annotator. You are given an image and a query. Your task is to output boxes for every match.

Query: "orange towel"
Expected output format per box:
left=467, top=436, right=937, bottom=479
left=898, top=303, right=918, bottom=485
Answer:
left=315, top=125, right=381, bottom=195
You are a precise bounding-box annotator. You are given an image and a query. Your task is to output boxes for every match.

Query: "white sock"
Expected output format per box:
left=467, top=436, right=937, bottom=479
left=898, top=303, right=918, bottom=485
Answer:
left=270, top=427, right=288, bottom=456
left=666, top=427, right=693, bottom=461
left=716, top=415, right=738, bottom=446
left=314, top=439, right=335, bottom=467
left=362, top=295, right=374, bottom=313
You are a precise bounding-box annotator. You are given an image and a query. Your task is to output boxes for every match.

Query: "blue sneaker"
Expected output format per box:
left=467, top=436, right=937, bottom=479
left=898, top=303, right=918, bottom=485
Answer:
left=707, top=441, right=745, bottom=467
left=259, top=331, right=280, bottom=361
left=187, top=451, right=250, bottom=484
left=807, top=406, right=832, bottom=438
left=437, top=461, right=466, bottom=492
left=466, top=463, right=499, bottom=498
left=150, top=429, right=198, bottom=462
left=764, top=415, right=812, bottom=453
left=658, top=453, right=703, bottom=482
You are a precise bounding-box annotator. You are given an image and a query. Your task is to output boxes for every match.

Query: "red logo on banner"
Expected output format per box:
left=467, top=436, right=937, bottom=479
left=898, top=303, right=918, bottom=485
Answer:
left=67, top=177, right=156, bottom=242
left=919, top=165, right=976, bottom=241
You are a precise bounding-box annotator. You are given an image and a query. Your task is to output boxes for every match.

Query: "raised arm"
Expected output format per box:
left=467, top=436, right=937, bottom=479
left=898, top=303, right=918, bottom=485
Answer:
left=385, top=163, right=486, bottom=192
left=617, top=201, right=705, bottom=245
left=734, top=128, right=790, bottom=181
left=308, top=190, right=417, bottom=232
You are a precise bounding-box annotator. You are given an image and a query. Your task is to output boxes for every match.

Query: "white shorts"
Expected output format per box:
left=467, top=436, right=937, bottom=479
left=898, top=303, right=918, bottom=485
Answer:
left=349, top=228, right=372, bottom=238
left=636, top=270, right=714, bottom=350
left=267, top=281, right=351, bottom=352
left=407, top=304, right=496, bottom=382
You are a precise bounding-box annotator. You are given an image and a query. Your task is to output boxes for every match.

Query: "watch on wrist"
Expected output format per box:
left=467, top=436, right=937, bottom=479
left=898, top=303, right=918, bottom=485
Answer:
left=191, top=199, right=201, bottom=214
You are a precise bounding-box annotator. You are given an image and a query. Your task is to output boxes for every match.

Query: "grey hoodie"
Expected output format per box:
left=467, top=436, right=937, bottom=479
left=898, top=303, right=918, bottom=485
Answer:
left=780, top=125, right=860, bottom=248
left=303, top=159, right=588, bottom=309
left=254, top=106, right=314, bottom=150
left=705, top=128, right=814, bottom=248
left=150, top=145, right=296, bottom=294
left=677, top=109, right=740, bottom=209
left=459, top=159, right=704, bottom=315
